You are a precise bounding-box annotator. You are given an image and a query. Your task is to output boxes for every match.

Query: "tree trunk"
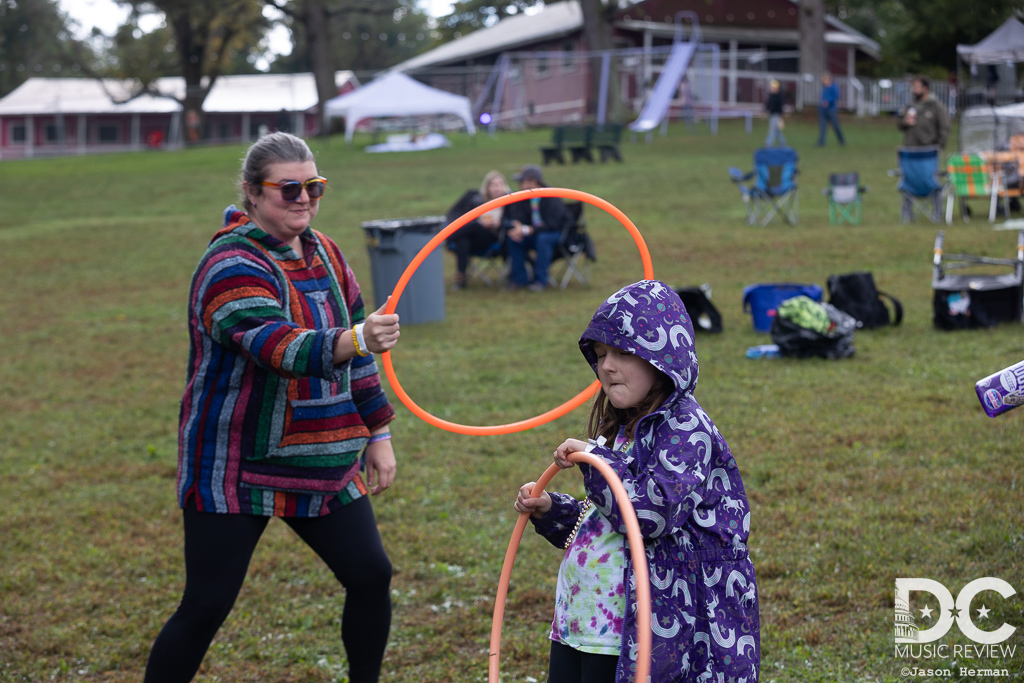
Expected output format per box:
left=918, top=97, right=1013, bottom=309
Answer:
left=578, top=0, right=624, bottom=122
left=169, top=12, right=211, bottom=145
left=798, top=0, right=826, bottom=109
left=302, top=0, right=337, bottom=137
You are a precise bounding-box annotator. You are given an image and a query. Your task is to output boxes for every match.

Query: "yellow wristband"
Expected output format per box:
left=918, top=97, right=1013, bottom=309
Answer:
left=352, top=326, right=369, bottom=356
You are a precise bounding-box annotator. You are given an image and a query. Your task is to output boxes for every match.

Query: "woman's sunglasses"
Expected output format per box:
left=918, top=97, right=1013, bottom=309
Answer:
left=261, top=176, right=327, bottom=202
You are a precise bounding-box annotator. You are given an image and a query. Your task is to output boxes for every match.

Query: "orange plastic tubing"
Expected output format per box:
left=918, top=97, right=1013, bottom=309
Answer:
left=381, top=188, right=655, bottom=436
left=488, top=451, right=652, bottom=683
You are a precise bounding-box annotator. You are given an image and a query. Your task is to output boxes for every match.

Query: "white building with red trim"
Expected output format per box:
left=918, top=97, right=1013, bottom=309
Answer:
left=0, top=71, right=358, bottom=160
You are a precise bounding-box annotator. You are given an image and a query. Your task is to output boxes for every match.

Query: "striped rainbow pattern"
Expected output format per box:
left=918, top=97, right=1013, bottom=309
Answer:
left=177, top=217, right=394, bottom=517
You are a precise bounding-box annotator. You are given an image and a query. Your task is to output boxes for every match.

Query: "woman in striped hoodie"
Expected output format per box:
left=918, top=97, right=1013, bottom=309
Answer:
left=145, top=133, right=400, bottom=682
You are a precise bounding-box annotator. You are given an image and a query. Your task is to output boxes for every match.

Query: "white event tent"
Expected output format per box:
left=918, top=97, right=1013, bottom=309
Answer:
left=957, top=16, right=1024, bottom=65
left=324, top=71, right=476, bottom=142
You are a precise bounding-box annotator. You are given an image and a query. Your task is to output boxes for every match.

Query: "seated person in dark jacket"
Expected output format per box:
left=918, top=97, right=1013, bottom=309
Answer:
left=446, top=170, right=511, bottom=290
left=505, top=164, right=572, bottom=291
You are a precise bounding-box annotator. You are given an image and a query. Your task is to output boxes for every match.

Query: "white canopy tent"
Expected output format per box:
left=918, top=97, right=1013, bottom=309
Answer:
left=957, top=17, right=1024, bottom=110
left=323, top=71, right=476, bottom=142
left=958, top=16, right=1024, bottom=65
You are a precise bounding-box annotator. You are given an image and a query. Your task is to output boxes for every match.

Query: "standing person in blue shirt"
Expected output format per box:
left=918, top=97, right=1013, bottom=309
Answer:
left=817, top=73, right=845, bottom=146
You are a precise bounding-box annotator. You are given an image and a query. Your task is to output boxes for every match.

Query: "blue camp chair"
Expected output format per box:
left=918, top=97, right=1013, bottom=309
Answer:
left=729, top=147, right=799, bottom=226
left=891, top=146, right=945, bottom=224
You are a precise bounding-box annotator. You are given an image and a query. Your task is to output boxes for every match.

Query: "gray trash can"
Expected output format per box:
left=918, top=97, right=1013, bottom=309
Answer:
left=361, top=216, right=446, bottom=325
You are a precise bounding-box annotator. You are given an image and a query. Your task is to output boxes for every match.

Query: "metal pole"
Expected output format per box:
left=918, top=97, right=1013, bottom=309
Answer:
left=597, top=51, right=611, bottom=127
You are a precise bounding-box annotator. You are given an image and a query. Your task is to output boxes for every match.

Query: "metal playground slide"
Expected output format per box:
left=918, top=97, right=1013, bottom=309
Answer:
left=628, top=12, right=702, bottom=134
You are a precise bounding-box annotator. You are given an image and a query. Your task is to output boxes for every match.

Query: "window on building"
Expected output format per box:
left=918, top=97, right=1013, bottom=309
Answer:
left=536, top=55, right=549, bottom=77
left=98, top=124, right=119, bottom=143
left=11, top=125, right=27, bottom=143
left=45, top=124, right=64, bottom=142
left=562, top=42, right=576, bottom=72
left=219, top=123, right=231, bottom=139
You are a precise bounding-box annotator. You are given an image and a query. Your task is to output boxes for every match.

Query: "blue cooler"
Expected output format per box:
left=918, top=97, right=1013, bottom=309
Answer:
left=742, top=283, right=823, bottom=332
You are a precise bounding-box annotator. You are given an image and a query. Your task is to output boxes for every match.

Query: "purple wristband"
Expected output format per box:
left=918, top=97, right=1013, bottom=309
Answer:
left=367, top=432, right=392, bottom=445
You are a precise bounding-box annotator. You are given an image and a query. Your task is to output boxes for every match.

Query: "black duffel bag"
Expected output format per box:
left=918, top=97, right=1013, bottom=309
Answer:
left=675, top=285, right=723, bottom=333
left=827, top=272, right=903, bottom=329
left=770, top=296, right=857, bottom=359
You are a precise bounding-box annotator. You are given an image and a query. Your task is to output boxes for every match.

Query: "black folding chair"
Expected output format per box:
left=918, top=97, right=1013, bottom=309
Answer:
left=550, top=201, right=596, bottom=289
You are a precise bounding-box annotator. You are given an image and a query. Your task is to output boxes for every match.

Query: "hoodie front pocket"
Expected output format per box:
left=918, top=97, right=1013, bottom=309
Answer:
left=278, top=391, right=368, bottom=450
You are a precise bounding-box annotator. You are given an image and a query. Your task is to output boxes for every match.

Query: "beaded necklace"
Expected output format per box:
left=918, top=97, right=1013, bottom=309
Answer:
left=562, top=437, right=631, bottom=549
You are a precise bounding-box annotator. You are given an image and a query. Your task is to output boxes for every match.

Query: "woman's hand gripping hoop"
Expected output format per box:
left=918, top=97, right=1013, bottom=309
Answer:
left=381, top=188, right=655, bottom=436
left=489, top=451, right=651, bottom=683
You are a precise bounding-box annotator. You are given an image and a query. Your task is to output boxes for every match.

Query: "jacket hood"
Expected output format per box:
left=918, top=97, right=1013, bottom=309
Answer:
left=579, top=280, right=698, bottom=398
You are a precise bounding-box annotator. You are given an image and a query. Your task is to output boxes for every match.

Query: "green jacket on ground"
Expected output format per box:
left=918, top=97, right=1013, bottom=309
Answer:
left=898, top=95, right=950, bottom=148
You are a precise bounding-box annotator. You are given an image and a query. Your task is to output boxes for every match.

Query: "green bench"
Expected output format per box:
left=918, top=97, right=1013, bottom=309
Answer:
left=591, top=123, right=623, bottom=163
left=539, top=124, right=623, bottom=165
left=540, top=125, right=592, bottom=165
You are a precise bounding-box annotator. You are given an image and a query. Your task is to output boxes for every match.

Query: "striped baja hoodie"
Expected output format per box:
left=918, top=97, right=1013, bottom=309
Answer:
left=177, top=212, right=394, bottom=517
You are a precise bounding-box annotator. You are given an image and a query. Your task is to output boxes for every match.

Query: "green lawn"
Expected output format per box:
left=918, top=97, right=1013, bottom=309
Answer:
left=1, top=115, right=1022, bottom=682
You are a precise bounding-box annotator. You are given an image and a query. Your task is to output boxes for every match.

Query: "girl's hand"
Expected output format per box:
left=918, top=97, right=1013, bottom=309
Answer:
left=553, top=438, right=588, bottom=469
left=514, top=482, right=552, bottom=518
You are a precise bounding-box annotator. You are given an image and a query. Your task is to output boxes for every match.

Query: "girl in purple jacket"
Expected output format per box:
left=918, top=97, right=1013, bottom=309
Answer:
left=515, top=280, right=760, bottom=682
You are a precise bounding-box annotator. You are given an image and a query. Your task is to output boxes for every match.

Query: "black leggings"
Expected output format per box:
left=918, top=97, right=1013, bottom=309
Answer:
left=144, top=496, right=391, bottom=683
left=548, top=640, right=618, bottom=683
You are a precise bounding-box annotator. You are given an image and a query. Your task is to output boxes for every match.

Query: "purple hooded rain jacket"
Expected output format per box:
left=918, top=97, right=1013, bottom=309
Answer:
left=531, top=280, right=760, bottom=682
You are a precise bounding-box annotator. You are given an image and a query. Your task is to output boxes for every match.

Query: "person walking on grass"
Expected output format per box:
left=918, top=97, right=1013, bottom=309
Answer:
left=765, top=79, right=787, bottom=146
left=818, top=73, right=845, bottom=146
left=144, top=132, right=400, bottom=683
left=514, top=280, right=761, bottom=682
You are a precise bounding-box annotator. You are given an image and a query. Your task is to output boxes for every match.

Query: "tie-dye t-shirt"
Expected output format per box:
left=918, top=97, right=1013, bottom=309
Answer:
left=550, top=432, right=630, bottom=655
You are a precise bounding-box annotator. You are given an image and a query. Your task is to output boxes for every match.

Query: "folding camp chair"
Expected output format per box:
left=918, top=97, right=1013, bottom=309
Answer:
left=445, top=188, right=508, bottom=286
left=932, top=229, right=1024, bottom=329
left=823, top=172, right=867, bottom=225
left=549, top=201, right=595, bottom=289
left=464, top=239, right=507, bottom=286
left=946, top=153, right=1001, bottom=224
left=891, top=146, right=945, bottom=224
left=986, top=151, right=1024, bottom=217
left=729, top=147, right=799, bottom=226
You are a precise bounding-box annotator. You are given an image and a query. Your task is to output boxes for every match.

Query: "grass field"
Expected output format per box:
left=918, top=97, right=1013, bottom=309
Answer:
left=1, top=115, right=1023, bottom=682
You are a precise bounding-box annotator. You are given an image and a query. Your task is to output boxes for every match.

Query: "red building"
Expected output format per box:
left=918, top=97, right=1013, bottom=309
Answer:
left=394, top=0, right=880, bottom=127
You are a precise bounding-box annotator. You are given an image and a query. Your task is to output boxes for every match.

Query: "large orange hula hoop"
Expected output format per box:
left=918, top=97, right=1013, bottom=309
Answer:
left=488, top=451, right=651, bottom=683
left=381, top=188, right=654, bottom=436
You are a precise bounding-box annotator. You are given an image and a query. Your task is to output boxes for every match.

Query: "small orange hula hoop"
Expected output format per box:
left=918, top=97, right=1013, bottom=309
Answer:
left=381, top=188, right=655, bottom=436
left=488, top=451, right=652, bottom=683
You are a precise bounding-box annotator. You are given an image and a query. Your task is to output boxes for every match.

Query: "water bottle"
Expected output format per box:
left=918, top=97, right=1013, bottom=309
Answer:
left=976, top=359, right=1024, bottom=417
left=746, top=344, right=781, bottom=359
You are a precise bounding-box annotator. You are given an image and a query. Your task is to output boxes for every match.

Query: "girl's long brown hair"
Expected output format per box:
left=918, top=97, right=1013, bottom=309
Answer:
left=587, top=371, right=676, bottom=443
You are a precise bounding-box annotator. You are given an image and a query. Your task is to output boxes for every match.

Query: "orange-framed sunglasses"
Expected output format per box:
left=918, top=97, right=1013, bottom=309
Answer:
left=260, top=176, right=327, bottom=202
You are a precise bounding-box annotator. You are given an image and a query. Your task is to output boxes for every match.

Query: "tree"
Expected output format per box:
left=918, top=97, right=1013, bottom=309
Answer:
left=825, top=0, right=1022, bottom=76
left=118, top=0, right=269, bottom=142
left=0, top=0, right=99, bottom=97
left=433, top=0, right=539, bottom=42
left=897, top=0, right=1022, bottom=73
left=262, top=0, right=428, bottom=136
left=107, top=21, right=179, bottom=93
left=798, top=0, right=826, bottom=106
